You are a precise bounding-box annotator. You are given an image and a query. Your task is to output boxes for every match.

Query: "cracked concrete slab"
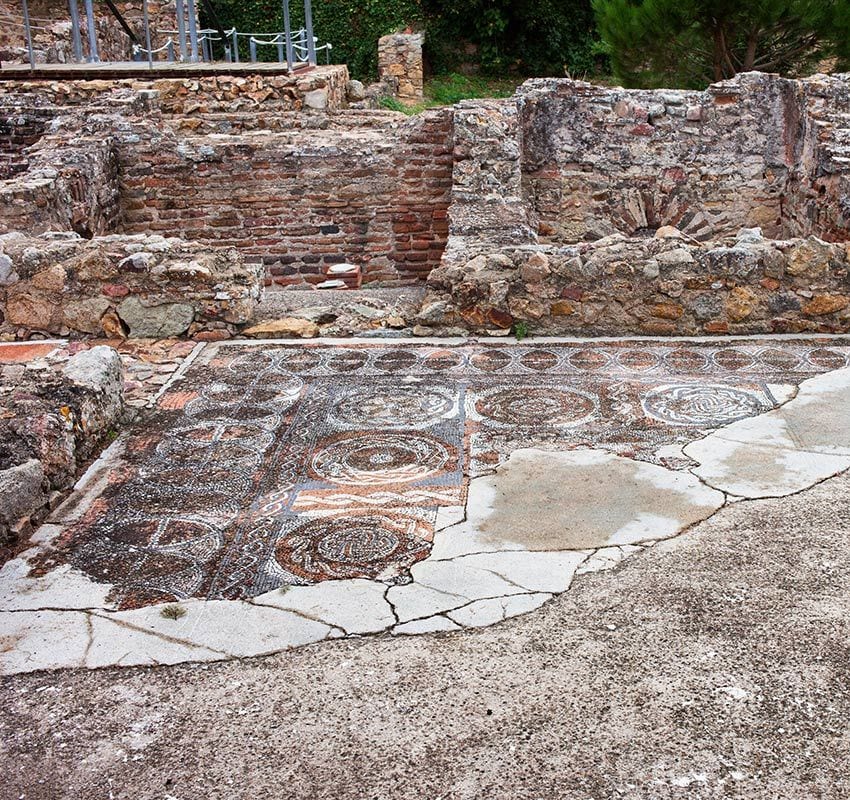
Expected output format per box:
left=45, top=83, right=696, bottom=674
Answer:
left=685, top=367, right=850, bottom=498
left=431, top=448, right=724, bottom=558
left=252, top=578, right=396, bottom=635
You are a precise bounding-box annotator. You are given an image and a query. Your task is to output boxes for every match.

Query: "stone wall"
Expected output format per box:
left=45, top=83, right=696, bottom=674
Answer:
left=377, top=33, right=424, bottom=105
left=0, top=108, right=51, bottom=180
left=0, top=65, right=351, bottom=115
left=518, top=73, right=850, bottom=245
left=0, top=127, right=120, bottom=239
left=419, top=229, right=850, bottom=336
left=0, top=232, right=262, bottom=339
left=119, top=108, right=453, bottom=286
left=0, top=0, right=187, bottom=64
left=418, top=72, right=850, bottom=336
left=0, top=345, right=123, bottom=546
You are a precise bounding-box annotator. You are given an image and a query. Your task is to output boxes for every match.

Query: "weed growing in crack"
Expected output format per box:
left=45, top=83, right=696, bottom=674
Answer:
left=513, top=321, right=530, bottom=341
left=160, top=604, right=186, bottom=620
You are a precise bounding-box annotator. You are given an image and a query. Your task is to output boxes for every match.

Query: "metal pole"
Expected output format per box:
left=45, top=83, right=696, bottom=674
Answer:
left=281, top=0, right=293, bottom=67
left=231, top=30, right=239, bottom=62
left=303, top=0, right=316, bottom=65
left=186, top=0, right=199, bottom=62
left=21, top=0, right=35, bottom=68
left=276, top=34, right=284, bottom=63
left=142, top=0, right=153, bottom=67
left=82, top=0, right=99, bottom=62
left=175, top=0, right=187, bottom=60
left=249, top=37, right=257, bottom=62
left=68, top=0, right=83, bottom=62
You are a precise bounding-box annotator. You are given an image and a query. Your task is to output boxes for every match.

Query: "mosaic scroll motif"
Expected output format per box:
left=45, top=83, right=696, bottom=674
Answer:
left=60, top=341, right=849, bottom=608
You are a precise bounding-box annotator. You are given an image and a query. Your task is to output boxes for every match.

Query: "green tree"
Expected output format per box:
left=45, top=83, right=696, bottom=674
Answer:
left=423, top=0, right=602, bottom=76
left=593, top=0, right=850, bottom=88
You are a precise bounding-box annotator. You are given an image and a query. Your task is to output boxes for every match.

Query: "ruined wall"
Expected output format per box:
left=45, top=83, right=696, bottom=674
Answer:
left=420, top=73, right=850, bottom=336
left=0, top=65, right=351, bottom=115
left=519, top=73, right=850, bottom=245
left=783, top=74, right=850, bottom=240
left=419, top=230, right=850, bottom=336
left=119, top=108, right=453, bottom=286
left=0, top=108, right=52, bottom=180
left=377, top=33, right=424, bottom=105
left=0, top=232, right=262, bottom=339
left=0, top=128, right=120, bottom=238
left=520, top=73, right=805, bottom=243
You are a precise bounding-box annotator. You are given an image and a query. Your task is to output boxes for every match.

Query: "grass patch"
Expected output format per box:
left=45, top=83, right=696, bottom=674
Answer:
left=379, top=73, right=524, bottom=116
left=426, top=73, right=519, bottom=105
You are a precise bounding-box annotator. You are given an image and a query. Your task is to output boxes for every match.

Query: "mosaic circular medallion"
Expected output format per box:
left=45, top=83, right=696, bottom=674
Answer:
left=569, top=349, right=610, bottom=371
left=200, top=378, right=303, bottom=407
left=277, top=349, right=321, bottom=373
left=275, top=512, right=431, bottom=582
left=326, top=349, right=368, bottom=373
left=311, top=432, right=454, bottom=485
left=756, top=347, right=802, bottom=371
left=712, top=348, right=755, bottom=371
left=330, top=386, right=456, bottom=430
left=642, top=384, right=766, bottom=426
left=471, top=386, right=598, bottom=428
left=228, top=350, right=277, bottom=375
left=185, top=399, right=284, bottom=430
left=616, top=349, right=660, bottom=371
left=663, top=349, right=709, bottom=373
left=423, top=349, right=464, bottom=371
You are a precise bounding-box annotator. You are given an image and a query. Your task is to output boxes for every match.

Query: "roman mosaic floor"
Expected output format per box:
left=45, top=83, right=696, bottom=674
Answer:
left=2, top=336, right=850, bottom=673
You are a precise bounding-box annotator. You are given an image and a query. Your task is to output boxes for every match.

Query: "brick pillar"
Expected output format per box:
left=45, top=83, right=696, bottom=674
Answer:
left=377, top=33, right=424, bottom=105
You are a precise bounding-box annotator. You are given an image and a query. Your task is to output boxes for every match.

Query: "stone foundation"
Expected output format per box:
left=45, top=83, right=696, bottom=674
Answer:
left=420, top=229, right=850, bottom=336
left=0, top=232, right=262, bottom=339
left=0, top=345, right=123, bottom=546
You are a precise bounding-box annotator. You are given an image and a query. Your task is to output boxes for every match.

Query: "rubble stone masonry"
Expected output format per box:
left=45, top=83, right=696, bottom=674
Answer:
left=1, top=68, right=850, bottom=338
left=377, top=33, right=424, bottom=105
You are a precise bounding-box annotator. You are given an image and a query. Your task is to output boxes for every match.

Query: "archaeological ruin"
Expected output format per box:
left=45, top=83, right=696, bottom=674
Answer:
left=2, top=7, right=850, bottom=681
left=1, top=63, right=849, bottom=342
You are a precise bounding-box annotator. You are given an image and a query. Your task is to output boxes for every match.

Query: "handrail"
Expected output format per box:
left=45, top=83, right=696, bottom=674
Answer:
left=12, top=0, right=327, bottom=69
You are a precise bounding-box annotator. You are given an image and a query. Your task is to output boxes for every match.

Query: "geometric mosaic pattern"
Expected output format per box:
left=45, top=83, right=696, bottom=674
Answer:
left=43, top=340, right=850, bottom=609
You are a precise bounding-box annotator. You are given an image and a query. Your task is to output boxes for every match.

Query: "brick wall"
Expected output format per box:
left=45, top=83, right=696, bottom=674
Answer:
left=0, top=130, right=120, bottom=238
left=0, top=109, right=51, bottom=180
left=119, top=108, right=453, bottom=286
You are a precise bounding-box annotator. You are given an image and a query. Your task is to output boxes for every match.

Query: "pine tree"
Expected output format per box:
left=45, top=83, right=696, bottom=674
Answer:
left=593, top=0, right=850, bottom=88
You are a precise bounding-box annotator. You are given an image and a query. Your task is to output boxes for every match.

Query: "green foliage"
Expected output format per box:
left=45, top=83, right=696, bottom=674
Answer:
left=513, top=321, right=530, bottom=341
left=423, top=0, right=604, bottom=76
left=160, top=604, right=187, bottom=620
left=207, top=0, right=420, bottom=79
left=593, top=0, right=850, bottom=88
left=207, top=0, right=605, bottom=80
